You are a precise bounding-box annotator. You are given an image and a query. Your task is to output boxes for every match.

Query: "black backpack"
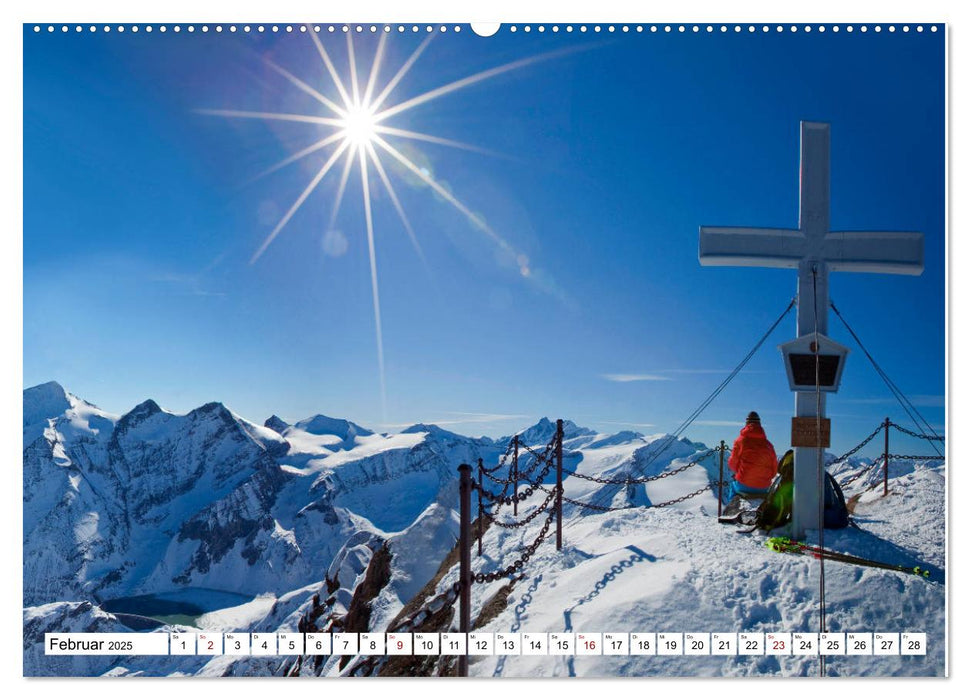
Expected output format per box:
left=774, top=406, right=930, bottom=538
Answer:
left=823, top=472, right=849, bottom=529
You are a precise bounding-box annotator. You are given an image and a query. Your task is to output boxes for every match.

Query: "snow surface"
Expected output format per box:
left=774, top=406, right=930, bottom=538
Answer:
left=22, top=384, right=946, bottom=678
left=460, top=466, right=944, bottom=677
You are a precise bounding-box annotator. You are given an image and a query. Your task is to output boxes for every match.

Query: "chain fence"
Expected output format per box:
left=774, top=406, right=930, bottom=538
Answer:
left=469, top=417, right=947, bottom=592
left=486, top=487, right=557, bottom=529
left=517, top=439, right=556, bottom=480
left=480, top=439, right=517, bottom=475
left=457, top=414, right=951, bottom=633
left=473, top=506, right=557, bottom=584
left=838, top=462, right=881, bottom=488
left=889, top=422, right=945, bottom=442
left=474, top=455, right=554, bottom=506
left=825, top=423, right=883, bottom=467
left=480, top=434, right=556, bottom=485
left=830, top=420, right=947, bottom=488
left=561, top=447, right=718, bottom=485
left=536, top=478, right=726, bottom=513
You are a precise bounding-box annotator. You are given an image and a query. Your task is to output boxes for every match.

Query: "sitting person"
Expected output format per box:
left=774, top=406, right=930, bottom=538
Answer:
left=727, top=411, right=778, bottom=500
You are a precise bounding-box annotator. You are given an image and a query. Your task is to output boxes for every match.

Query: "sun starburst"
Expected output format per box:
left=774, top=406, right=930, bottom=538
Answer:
left=202, top=28, right=572, bottom=421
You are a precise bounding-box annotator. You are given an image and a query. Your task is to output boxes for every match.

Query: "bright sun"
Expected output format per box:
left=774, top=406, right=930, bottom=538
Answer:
left=200, top=28, right=566, bottom=421
left=340, top=104, right=378, bottom=147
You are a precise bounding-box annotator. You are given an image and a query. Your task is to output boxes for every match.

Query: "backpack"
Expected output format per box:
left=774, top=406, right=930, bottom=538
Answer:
left=746, top=450, right=849, bottom=531
left=752, top=450, right=794, bottom=531
left=823, top=472, right=849, bottom=529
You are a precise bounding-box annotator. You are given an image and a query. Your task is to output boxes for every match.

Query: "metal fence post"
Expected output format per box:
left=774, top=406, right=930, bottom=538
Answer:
left=718, top=440, right=726, bottom=518
left=477, top=458, right=484, bottom=557
left=512, top=434, right=519, bottom=516
left=457, top=463, right=472, bottom=677
left=556, top=419, right=563, bottom=551
left=883, top=417, right=890, bottom=497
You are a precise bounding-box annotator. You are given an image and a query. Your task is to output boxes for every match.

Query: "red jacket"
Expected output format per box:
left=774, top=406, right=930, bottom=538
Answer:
left=728, top=423, right=778, bottom=490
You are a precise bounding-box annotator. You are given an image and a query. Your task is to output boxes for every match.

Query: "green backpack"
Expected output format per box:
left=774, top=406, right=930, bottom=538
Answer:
left=752, top=450, right=794, bottom=531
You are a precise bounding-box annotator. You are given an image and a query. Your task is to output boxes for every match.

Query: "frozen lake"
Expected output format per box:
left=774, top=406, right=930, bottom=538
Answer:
left=101, top=588, right=254, bottom=627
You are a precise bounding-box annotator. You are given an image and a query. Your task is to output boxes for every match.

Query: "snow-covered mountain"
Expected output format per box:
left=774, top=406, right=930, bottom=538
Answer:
left=23, top=383, right=945, bottom=677
left=23, top=383, right=501, bottom=603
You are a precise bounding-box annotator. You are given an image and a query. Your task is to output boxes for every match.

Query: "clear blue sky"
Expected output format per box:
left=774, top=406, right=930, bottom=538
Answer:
left=23, top=24, right=945, bottom=457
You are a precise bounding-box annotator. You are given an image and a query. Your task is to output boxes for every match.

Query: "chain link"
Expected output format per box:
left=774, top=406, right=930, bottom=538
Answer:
left=477, top=454, right=554, bottom=506
left=518, top=440, right=549, bottom=465
left=887, top=454, right=945, bottom=461
left=889, top=422, right=945, bottom=442
left=649, top=480, right=723, bottom=508
left=544, top=488, right=632, bottom=512
left=825, top=423, right=884, bottom=467
left=481, top=466, right=520, bottom=486
left=479, top=433, right=556, bottom=485
left=487, top=487, right=557, bottom=529
left=561, top=447, right=717, bottom=485
left=838, top=461, right=880, bottom=487
left=473, top=506, right=556, bottom=584
left=480, top=439, right=517, bottom=475
left=537, top=478, right=723, bottom=512
left=517, top=436, right=557, bottom=479
left=472, top=480, right=506, bottom=502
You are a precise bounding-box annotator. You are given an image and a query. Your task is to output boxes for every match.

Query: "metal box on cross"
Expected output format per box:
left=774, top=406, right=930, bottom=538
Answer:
left=778, top=334, right=850, bottom=393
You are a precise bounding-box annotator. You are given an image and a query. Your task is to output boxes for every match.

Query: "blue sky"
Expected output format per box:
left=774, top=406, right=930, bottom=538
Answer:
left=23, top=24, right=945, bottom=457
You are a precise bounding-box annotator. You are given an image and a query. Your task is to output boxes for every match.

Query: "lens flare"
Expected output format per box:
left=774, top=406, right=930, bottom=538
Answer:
left=201, top=30, right=574, bottom=422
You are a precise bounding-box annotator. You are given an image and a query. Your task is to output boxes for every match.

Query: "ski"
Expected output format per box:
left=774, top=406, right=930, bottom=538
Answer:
left=765, top=537, right=931, bottom=578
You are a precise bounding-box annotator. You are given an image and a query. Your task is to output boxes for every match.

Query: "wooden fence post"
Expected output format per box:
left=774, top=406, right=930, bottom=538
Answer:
left=718, top=440, right=726, bottom=518
left=883, top=417, right=890, bottom=497
left=513, top=434, right=519, bottom=516
left=477, top=458, right=484, bottom=557
left=556, top=419, right=563, bottom=551
left=457, top=463, right=472, bottom=677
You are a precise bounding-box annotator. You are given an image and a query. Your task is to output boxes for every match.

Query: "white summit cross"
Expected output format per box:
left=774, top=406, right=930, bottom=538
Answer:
left=699, top=121, right=923, bottom=537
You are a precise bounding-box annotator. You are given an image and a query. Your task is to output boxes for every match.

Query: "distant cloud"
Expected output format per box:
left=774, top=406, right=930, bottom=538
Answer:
left=151, top=253, right=228, bottom=297
left=150, top=273, right=226, bottom=297
left=664, top=368, right=777, bottom=375
left=602, top=374, right=672, bottom=383
left=440, top=412, right=531, bottom=423
left=603, top=369, right=773, bottom=383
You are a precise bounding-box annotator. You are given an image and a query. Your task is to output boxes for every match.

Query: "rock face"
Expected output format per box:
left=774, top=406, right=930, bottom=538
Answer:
left=23, top=602, right=132, bottom=677
left=23, top=386, right=292, bottom=605
left=22, top=383, right=501, bottom=609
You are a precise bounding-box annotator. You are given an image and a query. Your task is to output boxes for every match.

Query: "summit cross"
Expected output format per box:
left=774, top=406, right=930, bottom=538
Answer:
left=699, top=121, right=923, bottom=538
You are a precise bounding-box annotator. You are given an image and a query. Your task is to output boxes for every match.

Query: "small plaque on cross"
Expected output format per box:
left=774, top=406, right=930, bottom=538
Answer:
left=791, top=417, right=831, bottom=448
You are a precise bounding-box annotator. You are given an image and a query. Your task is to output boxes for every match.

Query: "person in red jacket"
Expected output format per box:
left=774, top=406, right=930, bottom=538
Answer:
left=727, top=411, right=778, bottom=500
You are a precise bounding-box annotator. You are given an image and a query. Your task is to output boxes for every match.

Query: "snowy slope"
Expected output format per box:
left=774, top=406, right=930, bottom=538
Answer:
left=402, top=460, right=944, bottom=678
left=22, top=385, right=945, bottom=678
